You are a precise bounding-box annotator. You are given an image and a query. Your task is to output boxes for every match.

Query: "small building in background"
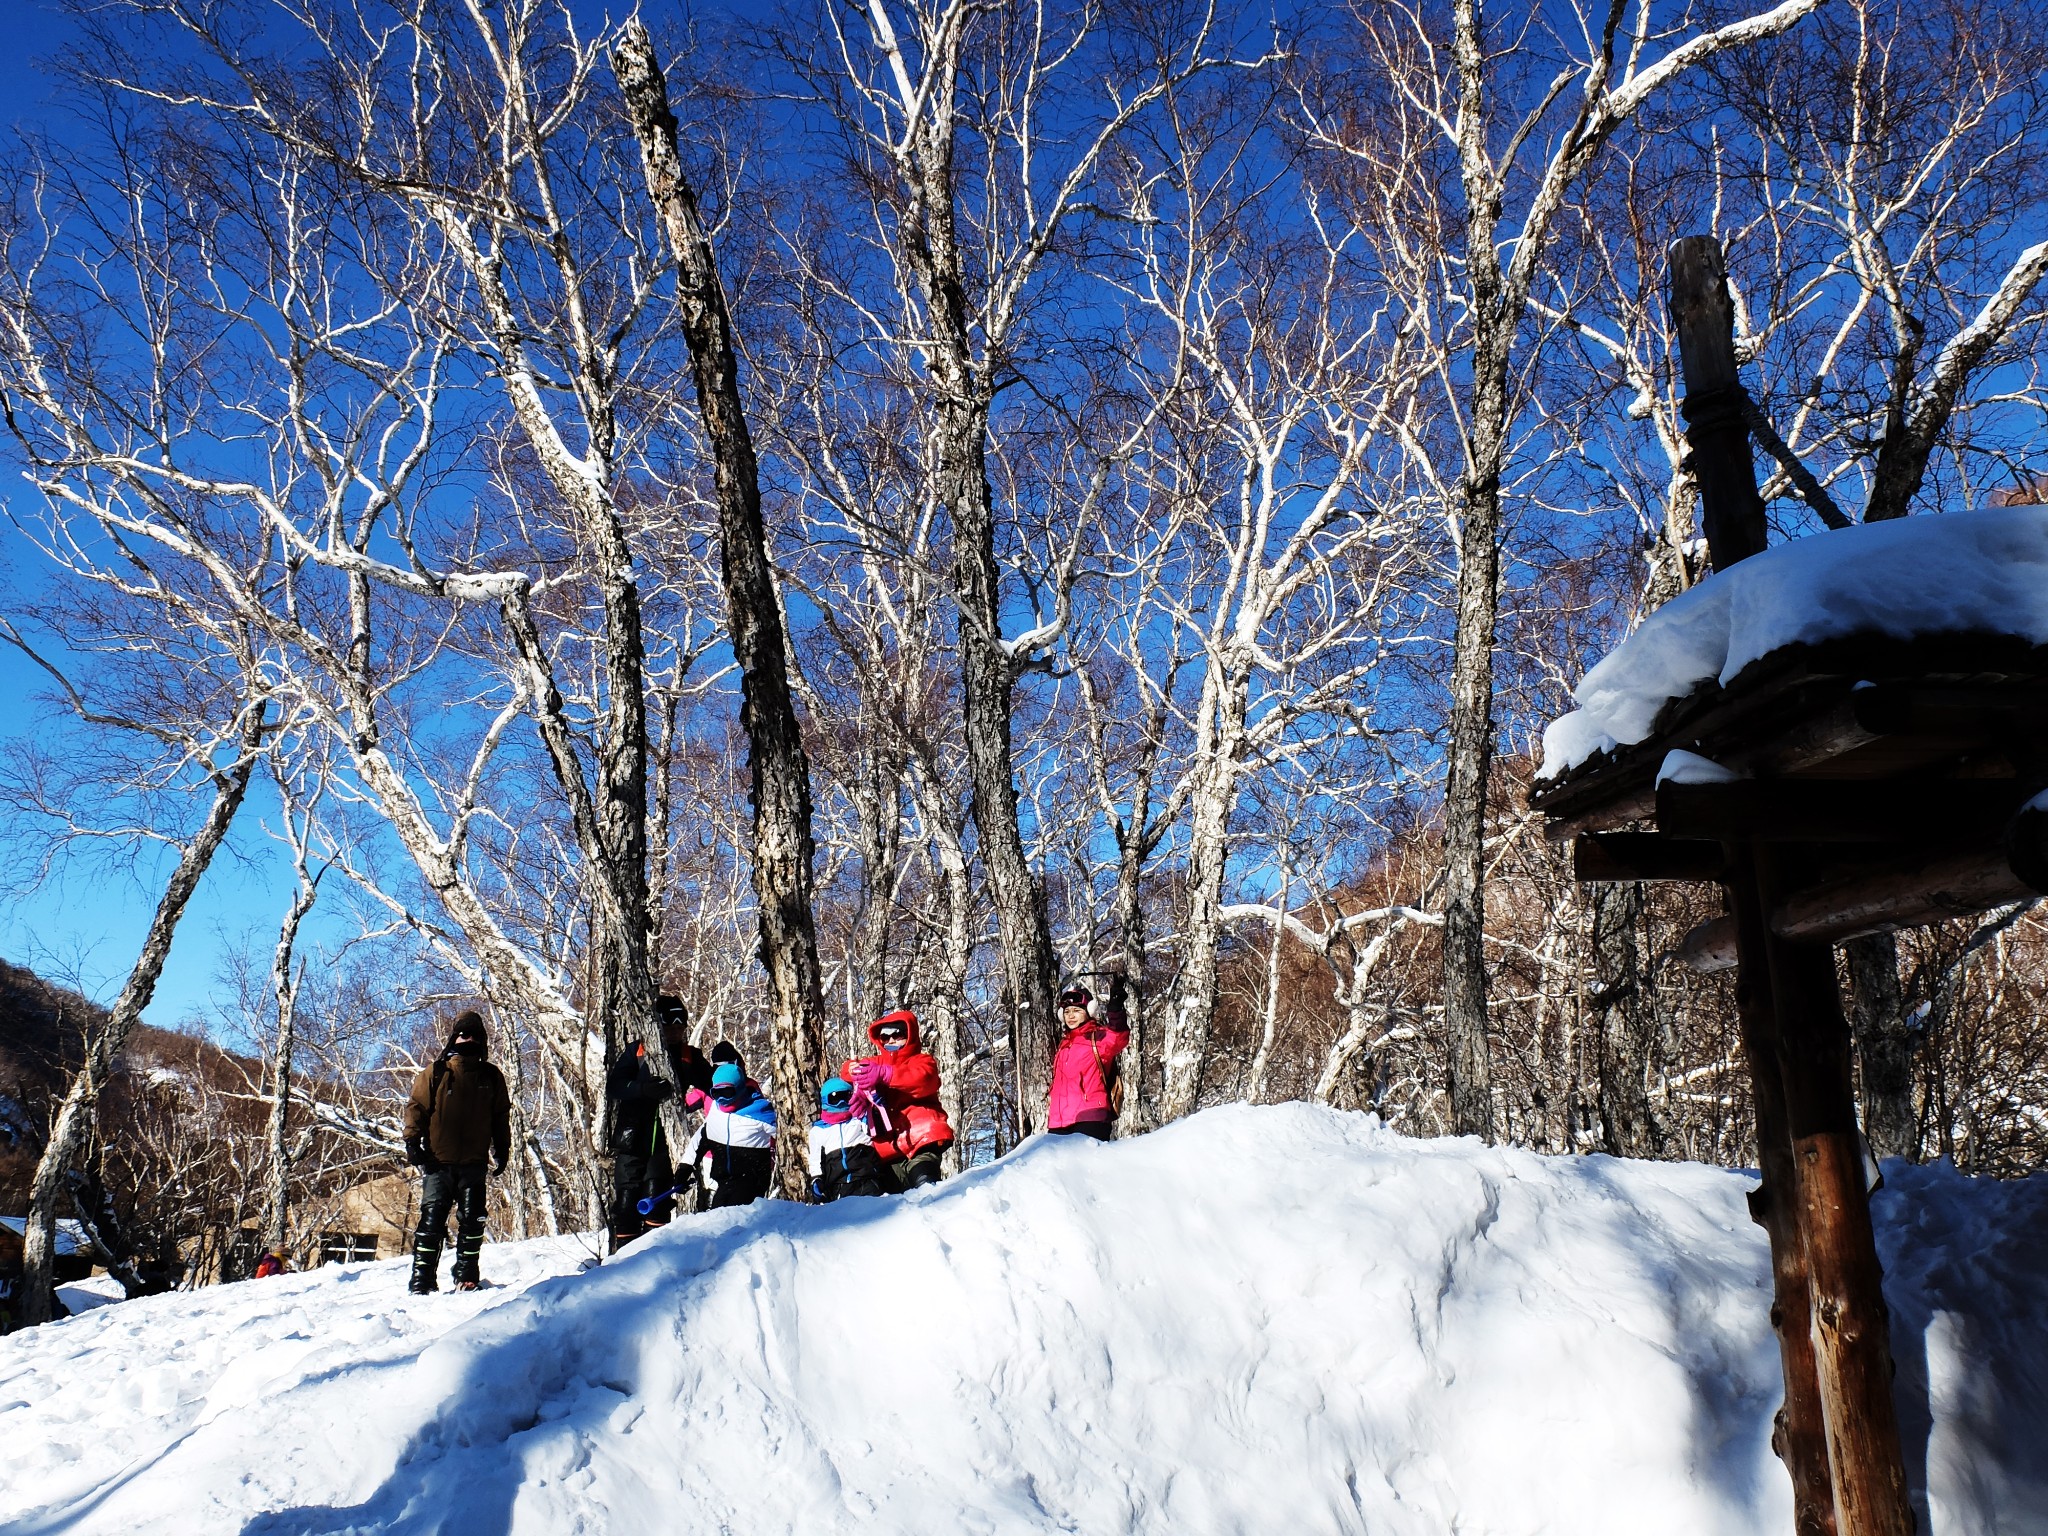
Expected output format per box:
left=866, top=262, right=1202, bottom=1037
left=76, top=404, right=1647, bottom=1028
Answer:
left=0, top=1217, right=96, bottom=1282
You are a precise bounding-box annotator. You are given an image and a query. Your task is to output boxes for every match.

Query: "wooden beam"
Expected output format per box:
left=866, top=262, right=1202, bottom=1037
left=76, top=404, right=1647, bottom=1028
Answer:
left=1670, top=236, right=1768, bottom=570
left=1755, top=849, right=1915, bottom=1536
left=1574, top=833, right=1727, bottom=883
left=1657, top=777, right=2029, bottom=844
left=1773, top=848, right=2038, bottom=944
left=1679, top=916, right=1738, bottom=973
left=1851, top=680, right=2048, bottom=742
left=1725, top=848, right=1838, bottom=1536
left=1542, top=783, right=1659, bottom=843
left=1743, top=699, right=1879, bottom=778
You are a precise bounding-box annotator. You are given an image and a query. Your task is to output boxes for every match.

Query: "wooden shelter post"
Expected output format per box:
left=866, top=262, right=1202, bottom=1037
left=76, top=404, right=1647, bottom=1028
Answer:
left=1670, top=235, right=1914, bottom=1536
left=1756, top=855, right=1915, bottom=1536
left=1725, top=849, right=1838, bottom=1536
left=1669, top=236, right=1769, bottom=567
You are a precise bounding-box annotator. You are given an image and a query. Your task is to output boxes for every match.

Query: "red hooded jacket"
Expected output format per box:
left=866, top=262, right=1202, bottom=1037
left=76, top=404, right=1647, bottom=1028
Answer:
left=843, top=1009, right=954, bottom=1162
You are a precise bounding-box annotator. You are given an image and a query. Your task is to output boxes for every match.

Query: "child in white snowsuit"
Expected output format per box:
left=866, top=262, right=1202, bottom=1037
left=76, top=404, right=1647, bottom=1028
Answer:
left=808, top=1077, right=889, bottom=1201
left=686, top=1061, right=777, bottom=1207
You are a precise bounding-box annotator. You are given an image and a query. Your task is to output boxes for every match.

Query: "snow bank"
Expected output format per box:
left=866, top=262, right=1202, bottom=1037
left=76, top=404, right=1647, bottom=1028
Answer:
left=1, top=1105, right=2041, bottom=1535
left=1541, top=507, right=2048, bottom=778
left=52, top=1274, right=128, bottom=1316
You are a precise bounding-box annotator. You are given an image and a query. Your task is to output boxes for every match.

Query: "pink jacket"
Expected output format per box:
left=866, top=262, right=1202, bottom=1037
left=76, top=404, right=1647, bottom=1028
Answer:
left=1047, top=1016, right=1128, bottom=1130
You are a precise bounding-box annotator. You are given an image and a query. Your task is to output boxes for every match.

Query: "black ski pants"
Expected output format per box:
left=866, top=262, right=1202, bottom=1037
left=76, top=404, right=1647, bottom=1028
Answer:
left=416, top=1162, right=488, bottom=1284
left=1050, top=1120, right=1113, bottom=1142
left=610, top=1132, right=675, bottom=1245
left=893, top=1146, right=946, bottom=1189
left=706, top=1144, right=774, bottom=1208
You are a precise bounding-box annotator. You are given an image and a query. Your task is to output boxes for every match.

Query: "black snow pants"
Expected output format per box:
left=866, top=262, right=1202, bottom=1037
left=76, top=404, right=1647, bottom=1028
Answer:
left=414, top=1162, right=488, bottom=1287
left=1049, top=1120, right=1113, bottom=1142
left=893, top=1146, right=946, bottom=1189
left=610, top=1128, right=675, bottom=1249
left=705, top=1144, right=774, bottom=1208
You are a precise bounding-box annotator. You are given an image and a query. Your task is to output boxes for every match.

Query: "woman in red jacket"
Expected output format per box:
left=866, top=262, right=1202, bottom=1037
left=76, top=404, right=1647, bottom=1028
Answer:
left=1046, top=979, right=1129, bottom=1140
left=844, top=1008, right=954, bottom=1189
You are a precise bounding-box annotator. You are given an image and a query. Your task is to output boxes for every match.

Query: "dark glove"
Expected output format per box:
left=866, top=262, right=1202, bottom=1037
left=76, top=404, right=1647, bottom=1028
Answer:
left=405, top=1136, right=427, bottom=1168
left=1106, top=975, right=1128, bottom=1011
left=492, top=1149, right=509, bottom=1176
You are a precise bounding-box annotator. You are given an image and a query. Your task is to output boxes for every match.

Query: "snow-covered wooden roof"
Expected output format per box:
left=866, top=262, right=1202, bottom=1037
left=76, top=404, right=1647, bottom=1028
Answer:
left=1531, top=507, right=2048, bottom=946
left=1539, top=506, right=2048, bottom=786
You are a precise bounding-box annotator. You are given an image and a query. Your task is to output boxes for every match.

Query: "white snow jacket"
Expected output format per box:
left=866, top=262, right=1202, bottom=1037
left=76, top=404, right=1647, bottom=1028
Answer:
left=806, top=1116, right=875, bottom=1177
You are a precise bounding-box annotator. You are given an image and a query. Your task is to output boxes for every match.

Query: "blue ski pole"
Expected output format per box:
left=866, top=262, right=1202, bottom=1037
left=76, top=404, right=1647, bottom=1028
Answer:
left=637, top=1185, right=687, bottom=1216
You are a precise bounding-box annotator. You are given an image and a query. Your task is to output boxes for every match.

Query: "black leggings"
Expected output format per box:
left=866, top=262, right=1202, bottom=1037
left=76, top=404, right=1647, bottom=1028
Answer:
left=1050, top=1120, right=1113, bottom=1142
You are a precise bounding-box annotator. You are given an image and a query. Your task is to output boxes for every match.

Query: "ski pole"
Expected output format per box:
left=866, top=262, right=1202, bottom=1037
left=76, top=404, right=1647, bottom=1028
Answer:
left=637, top=1182, right=689, bottom=1216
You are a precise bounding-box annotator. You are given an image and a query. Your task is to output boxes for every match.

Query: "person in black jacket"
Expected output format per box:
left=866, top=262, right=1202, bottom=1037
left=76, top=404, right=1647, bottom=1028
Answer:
left=607, top=996, right=709, bottom=1253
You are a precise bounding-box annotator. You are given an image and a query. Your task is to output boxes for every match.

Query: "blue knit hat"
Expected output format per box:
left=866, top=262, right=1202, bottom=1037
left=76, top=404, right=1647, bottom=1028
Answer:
left=711, top=1062, right=745, bottom=1095
left=820, top=1076, right=853, bottom=1107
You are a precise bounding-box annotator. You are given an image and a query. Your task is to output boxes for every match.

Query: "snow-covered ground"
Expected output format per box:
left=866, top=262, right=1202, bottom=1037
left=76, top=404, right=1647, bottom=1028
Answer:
left=2, top=1104, right=2041, bottom=1535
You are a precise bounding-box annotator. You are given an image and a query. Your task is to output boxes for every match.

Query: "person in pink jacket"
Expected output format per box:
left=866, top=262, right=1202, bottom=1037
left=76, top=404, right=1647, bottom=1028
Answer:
left=1046, top=977, right=1129, bottom=1140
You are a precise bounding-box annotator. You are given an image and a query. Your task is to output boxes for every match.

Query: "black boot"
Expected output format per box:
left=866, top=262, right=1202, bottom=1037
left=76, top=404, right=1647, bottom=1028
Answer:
left=409, top=1237, right=441, bottom=1295
left=452, top=1231, right=484, bottom=1290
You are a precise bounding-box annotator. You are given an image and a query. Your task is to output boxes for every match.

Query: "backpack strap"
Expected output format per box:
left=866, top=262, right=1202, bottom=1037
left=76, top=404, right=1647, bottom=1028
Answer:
left=1088, top=1031, right=1124, bottom=1113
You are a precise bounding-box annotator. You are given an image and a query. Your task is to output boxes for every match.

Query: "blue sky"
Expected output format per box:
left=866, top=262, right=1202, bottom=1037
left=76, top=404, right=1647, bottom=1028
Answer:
left=0, top=2, right=305, bottom=1029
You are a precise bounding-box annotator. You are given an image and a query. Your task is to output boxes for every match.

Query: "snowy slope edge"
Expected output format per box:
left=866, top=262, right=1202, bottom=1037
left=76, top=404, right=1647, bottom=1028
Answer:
left=1, top=1103, right=2042, bottom=1536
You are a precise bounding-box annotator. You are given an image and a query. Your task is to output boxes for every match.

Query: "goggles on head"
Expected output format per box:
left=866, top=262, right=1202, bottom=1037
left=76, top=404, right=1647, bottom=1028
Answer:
left=1058, top=989, right=1093, bottom=1010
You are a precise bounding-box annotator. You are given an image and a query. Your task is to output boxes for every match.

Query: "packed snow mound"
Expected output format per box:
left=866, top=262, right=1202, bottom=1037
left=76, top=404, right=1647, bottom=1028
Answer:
left=1540, top=506, right=2048, bottom=778
left=3, top=1105, right=2043, bottom=1536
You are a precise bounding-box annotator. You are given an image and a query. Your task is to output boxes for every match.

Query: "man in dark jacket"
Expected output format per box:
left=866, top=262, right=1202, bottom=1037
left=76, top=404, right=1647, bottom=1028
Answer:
left=607, top=996, right=709, bottom=1253
left=404, top=1011, right=512, bottom=1294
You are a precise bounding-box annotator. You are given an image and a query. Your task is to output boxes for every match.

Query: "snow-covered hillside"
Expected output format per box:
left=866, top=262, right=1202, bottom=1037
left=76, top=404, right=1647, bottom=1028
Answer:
left=3, top=1105, right=2042, bottom=1535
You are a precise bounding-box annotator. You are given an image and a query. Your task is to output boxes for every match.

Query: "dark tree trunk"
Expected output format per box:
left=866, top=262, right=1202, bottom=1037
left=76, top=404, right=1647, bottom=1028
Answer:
left=1441, top=436, right=1502, bottom=1141
left=20, top=700, right=265, bottom=1326
left=1843, top=932, right=1917, bottom=1162
left=616, top=25, right=829, bottom=1195
left=860, top=40, right=1060, bottom=1129
left=1108, top=714, right=1166, bottom=1139
left=1592, top=880, right=1665, bottom=1159
left=1440, top=0, right=1505, bottom=1141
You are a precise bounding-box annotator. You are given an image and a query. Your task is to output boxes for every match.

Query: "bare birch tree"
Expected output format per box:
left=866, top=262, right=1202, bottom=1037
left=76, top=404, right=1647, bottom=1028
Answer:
left=13, top=687, right=266, bottom=1326
left=1302, top=0, right=1828, bottom=1137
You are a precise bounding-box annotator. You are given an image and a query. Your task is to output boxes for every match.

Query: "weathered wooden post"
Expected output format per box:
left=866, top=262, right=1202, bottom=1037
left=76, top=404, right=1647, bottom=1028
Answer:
left=1669, top=234, right=1838, bottom=1536
left=1669, top=237, right=1769, bottom=567
left=1668, top=234, right=1914, bottom=1536
left=1758, top=853, right=1915, bottom=1536
left=1725, top=852, right=1838, bottom=1536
